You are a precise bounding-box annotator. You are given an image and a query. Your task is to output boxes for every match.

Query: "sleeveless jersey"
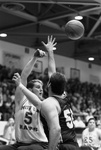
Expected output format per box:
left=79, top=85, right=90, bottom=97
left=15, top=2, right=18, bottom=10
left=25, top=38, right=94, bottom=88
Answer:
left=58, top=97, right=78, bottom=145
left=15, top=96, right=48, bottom=143
left=41, top=96, right=78, bottom=145
left=82, top=128, right=101, bottom=148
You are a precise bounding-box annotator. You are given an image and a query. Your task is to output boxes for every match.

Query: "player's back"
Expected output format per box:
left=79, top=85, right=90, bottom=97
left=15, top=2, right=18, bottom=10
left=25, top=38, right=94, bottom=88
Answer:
left=40, top=95, right=78, bottom=146
left=59, top=102, right=78, bottom=145
left=52, top=96, right=78, bottom=145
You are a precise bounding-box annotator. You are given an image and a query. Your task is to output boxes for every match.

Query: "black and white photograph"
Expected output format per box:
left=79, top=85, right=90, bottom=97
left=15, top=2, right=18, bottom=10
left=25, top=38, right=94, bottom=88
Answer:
left=0, top=1, right=100, bottom=149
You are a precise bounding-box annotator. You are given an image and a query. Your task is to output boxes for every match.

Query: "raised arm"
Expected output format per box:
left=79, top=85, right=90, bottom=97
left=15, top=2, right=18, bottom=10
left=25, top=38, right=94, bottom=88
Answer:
left=21, top=49, right=46, bottom=86
left=15, top=49, right=46, bottom=106
left=42, top=35, right=57, bottom=78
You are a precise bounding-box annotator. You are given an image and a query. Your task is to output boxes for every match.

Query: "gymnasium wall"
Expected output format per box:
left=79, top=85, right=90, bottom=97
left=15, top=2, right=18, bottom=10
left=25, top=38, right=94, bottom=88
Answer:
left=0, top=40, right=101, bottom=84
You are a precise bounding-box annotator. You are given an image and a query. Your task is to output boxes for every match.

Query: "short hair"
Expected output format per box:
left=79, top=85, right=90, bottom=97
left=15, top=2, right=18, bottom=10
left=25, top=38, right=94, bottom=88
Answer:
left=27, top=79, right=43, bottom=89
left=87, top=117, right=95, bottom=124
left=49, top=72, right=66, bottom=95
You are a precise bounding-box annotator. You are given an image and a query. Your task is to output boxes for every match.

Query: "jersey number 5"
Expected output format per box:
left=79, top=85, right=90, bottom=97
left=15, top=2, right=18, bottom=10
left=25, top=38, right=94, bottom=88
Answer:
left=64, top=109, right=73, bottom=129
left=24, top=112, right=32, bottom=124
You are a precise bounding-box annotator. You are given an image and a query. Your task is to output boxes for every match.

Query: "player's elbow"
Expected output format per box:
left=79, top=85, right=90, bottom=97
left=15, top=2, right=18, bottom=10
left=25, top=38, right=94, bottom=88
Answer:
left=54, top=125, right=61, bottom=135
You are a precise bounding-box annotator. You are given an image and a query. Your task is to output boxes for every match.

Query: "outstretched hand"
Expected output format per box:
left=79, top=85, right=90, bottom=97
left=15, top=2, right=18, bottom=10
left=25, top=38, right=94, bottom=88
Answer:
left=12, top=73, right=21, bottom=87
left=42, top=35, right=57, bottom=52
left=34, top=49, right=46, bottom=58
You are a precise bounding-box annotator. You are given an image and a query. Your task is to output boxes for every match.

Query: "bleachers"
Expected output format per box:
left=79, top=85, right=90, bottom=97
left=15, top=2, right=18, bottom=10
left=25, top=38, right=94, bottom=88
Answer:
left=0, top=64, right=101, bottom=147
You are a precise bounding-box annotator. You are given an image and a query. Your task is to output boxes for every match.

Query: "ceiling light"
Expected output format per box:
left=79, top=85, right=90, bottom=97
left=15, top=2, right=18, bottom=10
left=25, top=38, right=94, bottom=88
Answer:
left=1, top=3, right=25, bottom=11
left=88, top=57, right=94, bottom=61
left=0, top=33, right=7, bottom=37
left=75, top=15, right=83, bottom=20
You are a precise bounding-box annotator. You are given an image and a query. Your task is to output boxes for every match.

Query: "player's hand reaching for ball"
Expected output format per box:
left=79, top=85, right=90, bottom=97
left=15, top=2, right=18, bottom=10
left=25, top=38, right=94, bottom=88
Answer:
left=12, top=73, right=21, bottom=87
left=42, top=35, right=57, bottom=52
left=34, top=49, right=46, bottom=58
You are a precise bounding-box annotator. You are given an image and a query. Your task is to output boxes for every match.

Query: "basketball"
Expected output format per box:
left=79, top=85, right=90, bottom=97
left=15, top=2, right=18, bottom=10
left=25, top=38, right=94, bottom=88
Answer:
left=65, top=20, right=84, bottom=40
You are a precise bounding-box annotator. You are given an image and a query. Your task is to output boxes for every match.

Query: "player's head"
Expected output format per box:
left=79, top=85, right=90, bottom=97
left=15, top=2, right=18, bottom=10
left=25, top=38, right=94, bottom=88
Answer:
left=27, top=79, right=43, bottom=100
left=87, top=117, right=96, bottom=130
left=48, top=72, right=66, bottom=96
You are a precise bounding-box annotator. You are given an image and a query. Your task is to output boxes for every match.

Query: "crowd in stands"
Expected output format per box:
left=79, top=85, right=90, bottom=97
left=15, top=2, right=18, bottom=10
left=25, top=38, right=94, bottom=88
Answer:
left=0, top=64, right=101, bottom=127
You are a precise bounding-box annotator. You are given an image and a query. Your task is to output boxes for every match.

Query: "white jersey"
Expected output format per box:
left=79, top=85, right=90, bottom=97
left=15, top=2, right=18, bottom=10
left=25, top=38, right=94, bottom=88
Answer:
left=15, top=96, right=48, bottom=143
left=82, top=128, right=101, bottom=148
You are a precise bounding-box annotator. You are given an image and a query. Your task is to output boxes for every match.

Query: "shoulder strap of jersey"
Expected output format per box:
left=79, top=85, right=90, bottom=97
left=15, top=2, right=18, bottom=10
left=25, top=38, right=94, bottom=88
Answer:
left=52, top=95, right=66, bottom=110
left=52, top=95, right=72, bottom=110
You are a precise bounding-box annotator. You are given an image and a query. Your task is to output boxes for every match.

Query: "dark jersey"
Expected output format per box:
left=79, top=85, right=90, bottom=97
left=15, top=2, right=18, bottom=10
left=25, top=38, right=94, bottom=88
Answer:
left=53, top=95, right=78, bottom=145
left=40, top=96, right=78, bottom=146
left=59, top=101, right=77, bottom=144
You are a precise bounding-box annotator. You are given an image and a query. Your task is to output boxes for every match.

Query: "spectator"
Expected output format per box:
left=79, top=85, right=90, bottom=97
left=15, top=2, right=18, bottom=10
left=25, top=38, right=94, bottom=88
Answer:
left=3, top=117, right=15, bottom=144
left=82, top=117, right=101, bottom=150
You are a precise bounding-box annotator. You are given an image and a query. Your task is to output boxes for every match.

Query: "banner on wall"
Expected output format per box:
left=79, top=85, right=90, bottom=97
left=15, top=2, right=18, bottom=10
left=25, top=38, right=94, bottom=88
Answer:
left=3, top=52, right=21, bottom=69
